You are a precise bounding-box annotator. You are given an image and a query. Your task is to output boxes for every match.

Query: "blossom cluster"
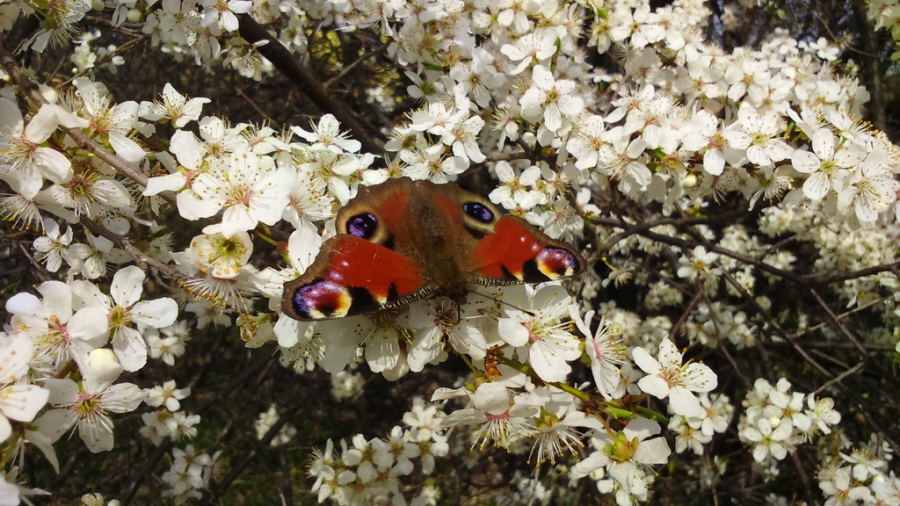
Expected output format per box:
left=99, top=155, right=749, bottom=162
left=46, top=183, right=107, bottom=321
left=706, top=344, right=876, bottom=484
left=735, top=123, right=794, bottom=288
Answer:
left=816, top=435, right=900, bottom=505
left=308, top=398, right=448, bottom=506
left=254, top=404, right=298, bottom=447
left=159, top=445, right=223, bottom=504
left=867, top=0, right=900, bottom=60
left=141, top=380, right=201, bottom=447
left=737, top=378, right=841, bottom=465
left=2, top=265, right=178, bottom=459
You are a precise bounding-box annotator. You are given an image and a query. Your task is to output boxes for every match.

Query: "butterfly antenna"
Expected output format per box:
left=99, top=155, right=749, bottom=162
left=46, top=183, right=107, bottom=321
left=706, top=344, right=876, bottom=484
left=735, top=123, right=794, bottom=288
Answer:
left=468, top=290, right=537, bottom=317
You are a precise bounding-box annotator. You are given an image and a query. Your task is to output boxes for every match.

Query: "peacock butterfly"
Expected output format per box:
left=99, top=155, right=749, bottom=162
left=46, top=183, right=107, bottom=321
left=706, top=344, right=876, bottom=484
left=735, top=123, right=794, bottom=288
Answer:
left=281, top=177, right=586, bottom=320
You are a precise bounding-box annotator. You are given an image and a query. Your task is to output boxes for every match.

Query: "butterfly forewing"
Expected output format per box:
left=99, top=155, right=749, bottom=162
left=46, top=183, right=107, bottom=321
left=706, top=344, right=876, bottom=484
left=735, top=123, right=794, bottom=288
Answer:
left=469, top=216, right=586, bottom=285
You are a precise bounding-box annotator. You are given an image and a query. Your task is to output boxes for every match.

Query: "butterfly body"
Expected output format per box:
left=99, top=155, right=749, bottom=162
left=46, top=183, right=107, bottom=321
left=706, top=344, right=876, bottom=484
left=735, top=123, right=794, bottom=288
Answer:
left=282, top=177, right=585, bottom=320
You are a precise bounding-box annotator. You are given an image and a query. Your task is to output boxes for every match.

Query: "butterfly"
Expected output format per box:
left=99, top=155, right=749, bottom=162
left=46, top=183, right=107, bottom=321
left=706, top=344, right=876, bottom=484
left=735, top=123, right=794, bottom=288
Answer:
left=281, top=177, right=586, bottom=320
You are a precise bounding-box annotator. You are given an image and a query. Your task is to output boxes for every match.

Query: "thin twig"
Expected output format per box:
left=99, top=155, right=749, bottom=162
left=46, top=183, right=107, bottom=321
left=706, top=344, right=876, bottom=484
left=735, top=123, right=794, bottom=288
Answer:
left=641, top=229, right=809, bottom=285
left=805, top=261, right=900, bottom=285
left=323, top=43, right=388, bottom=89
left=121, top=354, right=276, bottom=505
left=596, top=212, right=743, bottom=254
left=813, top=362, right=865, bottom=396
left=79, top=217, right=184, bottom=283
left=280, top=449, right=294, bottom=506
left=790, top=296, right=885, bottom=339
left=237, top=15, right=381, bottom=155
left=789, top=451, right=814, bottom=504
left=717, top=267, right=833, bottom=378
left=770, top=341, right=893, bottom=351
left=235, top=86, right=278, bottom=126
left=718, top=342, right=751, bottom=388
left=668, top=286, right=703, bottom=342
left=205, top=398, right=304, bottom=503
left=808, top=288, right=867, bottom=356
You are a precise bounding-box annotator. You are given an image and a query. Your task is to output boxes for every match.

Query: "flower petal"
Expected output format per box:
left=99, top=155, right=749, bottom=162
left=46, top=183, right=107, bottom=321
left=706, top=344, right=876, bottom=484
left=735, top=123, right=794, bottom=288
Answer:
left=0, top=384, right=49, bottom=422
left=472, top=382, right=510, bottom=415
left=497, top=317, right=529, bottom=347
left=131, top=298, right=178, bottom=329
left=529, top=341, right=573, bottom=383
left=111, top=266, right=146, bottom=308
left=111, top=327, right=148, bottom=372
left=668, top=386, right=704, bottom=418
left=631, top=346, right=661, bottom=375
left=637, top=375, right=669, bottom=399
left=79, top=418, right=115, bottom=453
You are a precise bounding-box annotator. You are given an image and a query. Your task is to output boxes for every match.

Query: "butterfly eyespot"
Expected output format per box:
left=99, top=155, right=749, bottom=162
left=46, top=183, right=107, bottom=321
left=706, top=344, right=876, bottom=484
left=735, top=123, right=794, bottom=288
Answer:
left=347, top=213, right=378, bottom=239
left=462, top=202, right=494, bottom=224
left=291, top=279, right=353, bottom=319
left=536, top=247, right=582, bottom=279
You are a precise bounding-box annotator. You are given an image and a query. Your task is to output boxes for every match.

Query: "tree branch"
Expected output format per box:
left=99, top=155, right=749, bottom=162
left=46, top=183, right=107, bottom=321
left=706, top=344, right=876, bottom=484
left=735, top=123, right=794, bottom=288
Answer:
left=717, top=266, right=833, bottom=378
left=237, top=15, right=382, bottom=156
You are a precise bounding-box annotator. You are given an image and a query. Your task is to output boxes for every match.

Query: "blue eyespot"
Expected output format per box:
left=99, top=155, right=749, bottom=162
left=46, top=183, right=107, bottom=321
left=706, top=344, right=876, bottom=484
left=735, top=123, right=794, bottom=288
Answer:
left=463, top=202, right=494, bottom=223
left=292, top=279, right=351, bottom=319
left=347, top=213, right=377, bottom=239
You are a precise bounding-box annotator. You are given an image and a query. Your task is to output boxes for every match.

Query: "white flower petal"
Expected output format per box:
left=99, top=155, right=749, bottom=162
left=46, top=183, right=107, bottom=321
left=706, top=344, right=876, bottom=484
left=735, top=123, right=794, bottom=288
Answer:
left=637, top=375, right=669, bottom=399
left=656, top=339, right=682, bottom=370
left=472, top=382, right=510, bottom=416
left=102, top=383, right=146, bottom=413
left=67, top=307, right=111, bottom=349
left=529, top=342, right=572, bottom=383
left=681, top=362, right=717, bottom=393
left=0, top=415, right=10, bottom=444
left=109, top=134, right=145, bottom=163
left=33, top=409, right=75, bottom=447
left=365, top=336, right=401, bottom=373
left=791, top=149, right=819, bottom=174
left=811, top=129, right=834, bottom=159
left=111, top=327, right=148, bottom=372
left=703, top=149, right=725, bottom=176
left=0, top=384, right=49, bottom=423
left=764, top=140, right=793, bottom=162
left=79, top=419, right=115, bottom=453
left=43, top=378, right=78, bottom=405
left=37, top=280, right=73, bottom=322
left=497, top=317, right=530, bottom=346
left=111, top=266, right=146, bottom=307
left=0, top=98, right=24, bottom=135
left=170, top=130, right=204, bottom=169
left=34, top=147, right=73, bottom=183
left=5, top=292, right=46, bottom=321
left=633, top=436, right=671, bottom=465
left=131, top=298, right=178, bottom=328
left=631, top=346, right=660, bottom=375
left=0, top=334, right=33, bottom=384
left=26, top=426, right=60, bottom=473
left=143, top=173, right=185, bottom=196
left=24, top=105, right=60, bottom=143
left=668, top=386, right=704, bottom=418
left=70, top=280, right=111, bottom=311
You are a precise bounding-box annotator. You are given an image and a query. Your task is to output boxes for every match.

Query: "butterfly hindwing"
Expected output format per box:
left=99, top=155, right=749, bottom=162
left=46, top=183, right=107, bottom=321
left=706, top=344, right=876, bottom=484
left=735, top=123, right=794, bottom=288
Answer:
left=282, top=235, right=435, bottom=320
left=469, top=215, right=586, bottom=285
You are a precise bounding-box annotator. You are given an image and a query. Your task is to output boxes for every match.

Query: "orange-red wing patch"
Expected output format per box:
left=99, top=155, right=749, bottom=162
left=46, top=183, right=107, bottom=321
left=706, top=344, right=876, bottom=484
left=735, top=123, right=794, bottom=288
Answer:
left=284, top=236, right=429, bottom=319
left=472, top=216, right=585, bottom=283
